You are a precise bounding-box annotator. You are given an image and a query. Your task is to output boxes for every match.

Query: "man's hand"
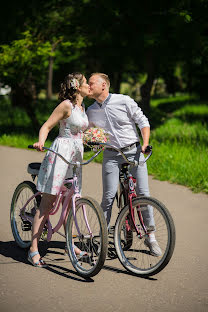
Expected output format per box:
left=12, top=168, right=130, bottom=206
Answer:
left=141, top=144, right=148, bottom=154
left=141, top=145, right=152, bottom=154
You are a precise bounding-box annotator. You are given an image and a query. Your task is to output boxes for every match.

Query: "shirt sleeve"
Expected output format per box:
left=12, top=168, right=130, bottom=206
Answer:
left=125, top=96, right=150, bottom=130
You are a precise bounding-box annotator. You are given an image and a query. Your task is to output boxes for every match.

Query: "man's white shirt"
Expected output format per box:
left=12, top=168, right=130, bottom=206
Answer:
left=86, top=93, right=150, bottom=149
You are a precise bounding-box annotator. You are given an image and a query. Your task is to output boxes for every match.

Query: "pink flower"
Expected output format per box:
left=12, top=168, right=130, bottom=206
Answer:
left=48, top=156, right=54, bottom=164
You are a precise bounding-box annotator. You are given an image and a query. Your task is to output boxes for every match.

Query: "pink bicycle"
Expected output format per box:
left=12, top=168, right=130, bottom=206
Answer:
left=10, top=146, right=108, bottom=278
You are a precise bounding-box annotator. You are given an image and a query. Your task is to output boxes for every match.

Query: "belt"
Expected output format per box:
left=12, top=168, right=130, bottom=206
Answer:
left=106, top=142, right=140, bottom=152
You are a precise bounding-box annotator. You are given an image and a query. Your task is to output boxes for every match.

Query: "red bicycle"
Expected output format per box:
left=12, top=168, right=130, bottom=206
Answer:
left=89, top=142, right=176, bottom=277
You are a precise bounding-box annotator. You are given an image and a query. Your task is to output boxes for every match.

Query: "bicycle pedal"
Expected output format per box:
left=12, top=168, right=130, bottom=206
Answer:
left=21, top=220, right=32, bottom=231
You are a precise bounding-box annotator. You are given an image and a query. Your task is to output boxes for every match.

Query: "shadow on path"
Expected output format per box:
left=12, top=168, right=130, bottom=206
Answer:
left=106, top=234, right=157, bottom=281
left=0, top=240, right=93, bottom=283
left=0, top=239, right=157, bottom=281
left=102, top=264, right=157, bottom=281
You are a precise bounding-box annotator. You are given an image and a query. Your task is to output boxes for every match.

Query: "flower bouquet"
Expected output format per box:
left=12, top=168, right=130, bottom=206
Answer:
left=83, top=127, right=108, bottom=150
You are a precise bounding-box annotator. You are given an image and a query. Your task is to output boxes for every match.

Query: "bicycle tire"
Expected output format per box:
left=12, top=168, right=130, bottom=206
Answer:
left=10, top=181, right=41, bottom=249
left=66, top=196, right=108, bottom=278
left=114, top=196, right=176, bottom=276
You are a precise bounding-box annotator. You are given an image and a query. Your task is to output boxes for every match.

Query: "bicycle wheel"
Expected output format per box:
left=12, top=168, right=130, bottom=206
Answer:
left=10, top=181, right=41, bottom=248
left=114, top=196, right=176, bottom=276
left=66, top=196, right=108, bottom=278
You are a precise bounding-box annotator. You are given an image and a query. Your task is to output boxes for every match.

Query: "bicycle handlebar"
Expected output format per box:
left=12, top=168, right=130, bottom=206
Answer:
left=86, top=142, right=152, bottom=166
left=28, top=145, right=103, bottom=167
left=28, top=142, right=152, bottom=167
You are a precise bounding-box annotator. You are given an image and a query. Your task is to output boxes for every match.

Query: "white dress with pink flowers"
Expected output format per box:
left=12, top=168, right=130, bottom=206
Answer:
left=37, top=101, right=89, bottom=195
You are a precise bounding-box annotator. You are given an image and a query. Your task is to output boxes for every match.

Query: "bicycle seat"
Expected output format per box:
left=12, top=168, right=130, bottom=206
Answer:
left=27, top=162, right=41, bottom=176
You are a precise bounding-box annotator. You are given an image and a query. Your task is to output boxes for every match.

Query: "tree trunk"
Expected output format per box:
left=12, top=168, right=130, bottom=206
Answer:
left=11, top=79, right=40, bottom=132
left=111, top=71, right=122, bottom=93
left=47, top=55, right=54, bottom=99
left=46, top=39, right=63, bottom=100
left=140, top=49, right=155, bottom=116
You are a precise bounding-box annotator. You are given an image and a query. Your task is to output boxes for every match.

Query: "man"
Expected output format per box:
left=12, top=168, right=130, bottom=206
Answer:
left=87, top=73, right=161, bottom=256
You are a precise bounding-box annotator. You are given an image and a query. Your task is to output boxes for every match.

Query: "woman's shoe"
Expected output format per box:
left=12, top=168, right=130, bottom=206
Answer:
left=64, top=244, right=88, bottom=259
left=28, top=250, right=47, bottom=268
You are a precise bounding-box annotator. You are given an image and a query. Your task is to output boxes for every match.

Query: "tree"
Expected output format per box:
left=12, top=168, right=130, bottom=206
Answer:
left=70, top=0, right=208, bottom=112
left=0, top=31, right=53, bottom=129
left=0, top=0, right=88, bottom=129
left=1, top=0, right=207, bottom=128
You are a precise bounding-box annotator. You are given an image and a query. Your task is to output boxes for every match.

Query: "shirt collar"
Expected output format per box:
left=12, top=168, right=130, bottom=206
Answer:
left=96, top=93, right=112, bottom=107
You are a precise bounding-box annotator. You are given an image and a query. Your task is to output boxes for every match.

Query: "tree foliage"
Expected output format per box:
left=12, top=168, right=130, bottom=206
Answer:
left=0, top=0, right=207, bottom=129
left=0, top=31, right=52, bottom=85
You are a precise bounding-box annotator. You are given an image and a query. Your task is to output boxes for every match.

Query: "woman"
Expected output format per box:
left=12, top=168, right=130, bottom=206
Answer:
left=28, top=72, right=89, bottom=267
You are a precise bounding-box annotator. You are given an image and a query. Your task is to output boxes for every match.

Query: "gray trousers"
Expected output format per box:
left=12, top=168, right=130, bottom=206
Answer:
left=101, top=145, right=155, bottom=228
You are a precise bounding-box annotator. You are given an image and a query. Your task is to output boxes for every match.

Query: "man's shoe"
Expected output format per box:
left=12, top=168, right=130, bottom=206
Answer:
left=144, top=238, right=162, bottom=257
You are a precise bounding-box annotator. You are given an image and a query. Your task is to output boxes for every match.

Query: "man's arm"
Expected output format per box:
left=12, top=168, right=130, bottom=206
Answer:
left=141, top=126, right=150, bottom=153
left=124, top=95, right=151, bottom=152
left=125, top=96, right=150, bottom=129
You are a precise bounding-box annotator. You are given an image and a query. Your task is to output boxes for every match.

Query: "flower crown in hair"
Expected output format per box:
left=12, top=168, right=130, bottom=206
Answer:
left=70, top=78, right=80, bottom=90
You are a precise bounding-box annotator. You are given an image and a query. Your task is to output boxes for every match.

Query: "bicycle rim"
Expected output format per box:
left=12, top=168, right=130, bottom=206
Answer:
left=114, top=196, right=176, bottom=276
left=66, top=196, right=108, bottom=278
left=10, top=181, right=40, bottom=248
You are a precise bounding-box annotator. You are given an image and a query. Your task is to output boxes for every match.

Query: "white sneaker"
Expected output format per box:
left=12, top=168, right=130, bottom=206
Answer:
left=144, top=238, right=162, bottom=257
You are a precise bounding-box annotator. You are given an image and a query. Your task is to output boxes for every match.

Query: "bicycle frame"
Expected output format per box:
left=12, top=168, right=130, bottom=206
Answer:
left=20, top=168, right=92, bottom=242
left=24, top=144, right=106, bottom=244
left=118, top=165, right=148, bottom=238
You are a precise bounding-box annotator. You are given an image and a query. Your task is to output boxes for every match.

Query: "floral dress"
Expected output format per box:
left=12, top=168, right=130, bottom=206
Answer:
left=37, top=101, right=89, bottom=195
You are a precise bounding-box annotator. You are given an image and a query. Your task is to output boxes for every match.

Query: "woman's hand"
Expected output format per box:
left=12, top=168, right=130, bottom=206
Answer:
left=33, top=142, right=44, bottom=152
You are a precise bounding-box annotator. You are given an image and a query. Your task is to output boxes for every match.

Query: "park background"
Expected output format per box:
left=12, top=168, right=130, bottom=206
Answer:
left=0, top=0, right=207, bottom=194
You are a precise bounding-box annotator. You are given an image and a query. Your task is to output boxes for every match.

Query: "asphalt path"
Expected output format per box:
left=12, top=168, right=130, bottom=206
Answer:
left=0, top=145, right=208, bottom=312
